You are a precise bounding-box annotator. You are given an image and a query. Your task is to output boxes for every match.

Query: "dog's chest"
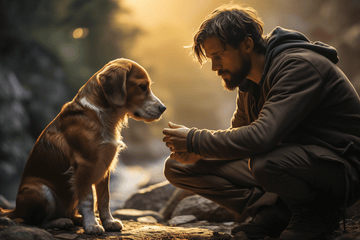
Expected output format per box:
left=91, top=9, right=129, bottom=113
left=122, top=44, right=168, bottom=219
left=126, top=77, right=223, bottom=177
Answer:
left=80, top=97, right=124, bottom=147
left=100, top=126, right=123, bottom=147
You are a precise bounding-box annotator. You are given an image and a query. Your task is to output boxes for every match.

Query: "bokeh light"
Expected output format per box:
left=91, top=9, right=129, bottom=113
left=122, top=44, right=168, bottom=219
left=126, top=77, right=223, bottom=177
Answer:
left=72, top=28, right=89, bottom=39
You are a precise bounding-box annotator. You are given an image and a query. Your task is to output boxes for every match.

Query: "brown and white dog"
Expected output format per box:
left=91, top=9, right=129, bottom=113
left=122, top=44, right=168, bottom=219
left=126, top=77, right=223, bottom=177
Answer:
left=0, top=58, right=166, bottom=234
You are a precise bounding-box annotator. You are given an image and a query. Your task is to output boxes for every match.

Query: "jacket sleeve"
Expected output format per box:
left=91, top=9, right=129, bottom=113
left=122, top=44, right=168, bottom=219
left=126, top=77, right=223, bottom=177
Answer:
left=188, top=56, right=324, bottom=159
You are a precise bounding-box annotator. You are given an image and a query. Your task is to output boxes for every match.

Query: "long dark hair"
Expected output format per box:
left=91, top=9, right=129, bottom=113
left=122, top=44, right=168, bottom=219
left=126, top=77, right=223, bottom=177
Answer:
left=192, top=4, right=266, bottom=65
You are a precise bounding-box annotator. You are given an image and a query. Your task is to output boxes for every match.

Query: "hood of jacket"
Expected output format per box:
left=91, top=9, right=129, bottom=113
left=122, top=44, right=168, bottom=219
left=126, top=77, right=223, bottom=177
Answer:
left=239, top=27, right=339, bottom=91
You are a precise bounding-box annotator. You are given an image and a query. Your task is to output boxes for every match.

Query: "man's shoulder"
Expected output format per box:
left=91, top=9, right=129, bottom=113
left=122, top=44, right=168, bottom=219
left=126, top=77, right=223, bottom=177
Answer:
left=270, top=47, right=335, bottom=74
left=274, top=47, right=330, bottom=62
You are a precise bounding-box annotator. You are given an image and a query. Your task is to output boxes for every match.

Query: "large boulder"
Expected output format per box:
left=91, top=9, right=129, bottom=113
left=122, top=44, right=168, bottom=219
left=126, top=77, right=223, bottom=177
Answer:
left=122, top=180, right=177, bottom=212
left=159, top=188, right=194, bottom=220
left=0, top=225, right=54, bottom=240
left=171, top=195, right=241, bottom=223
left=112, top=209, right=163, bottom=223
left=0, top=65, right=36, bottom=199
left=0, top=40, right=71, bottom=200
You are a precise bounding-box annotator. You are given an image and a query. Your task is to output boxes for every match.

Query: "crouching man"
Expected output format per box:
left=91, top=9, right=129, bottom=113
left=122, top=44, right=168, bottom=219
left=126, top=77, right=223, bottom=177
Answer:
left=163, top=3, right=360, bottom=240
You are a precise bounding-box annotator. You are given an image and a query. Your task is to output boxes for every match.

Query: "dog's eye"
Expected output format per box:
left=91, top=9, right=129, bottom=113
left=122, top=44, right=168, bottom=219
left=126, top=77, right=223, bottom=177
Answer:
left=139, top=84, right=147, bottom=92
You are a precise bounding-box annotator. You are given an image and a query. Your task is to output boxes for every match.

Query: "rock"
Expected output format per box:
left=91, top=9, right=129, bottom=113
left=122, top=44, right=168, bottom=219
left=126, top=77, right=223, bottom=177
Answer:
left=180, top=220, right=236, bottom=235
left=0, top=65, right=36, bottom=199
left=159, top=188, right=194, bottom=220
left=346, top=199, right=360, bottom=218
left=0, top=216, right=15, bottom=226
left=168, top=215, right=198, bottom=226
left=112, top=209, right=163, bottom=223
left=0, top=195, right=15, bottom=209
left=0, top=70, right=32, bottom=101
left=0, top=40, right=71, bottom=201
left=210, top=231, right=232, bottom=240
left=233, top=231, right=249, bottom=240
left=0, top=225, right=54, bottom=240
left=53, top=233, right=78, bottom=239
left=334, top=234, right=360, bottom=240
left=171, top=195, right=239, bottom=222
left=137, top=216, right=158, bottom=224
left=122, top=180, right=176, bottom=212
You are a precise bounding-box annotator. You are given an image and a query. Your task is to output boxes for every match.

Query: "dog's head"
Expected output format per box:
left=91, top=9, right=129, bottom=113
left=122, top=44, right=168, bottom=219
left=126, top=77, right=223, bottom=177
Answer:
left=96, top=58, right=166, bottom=122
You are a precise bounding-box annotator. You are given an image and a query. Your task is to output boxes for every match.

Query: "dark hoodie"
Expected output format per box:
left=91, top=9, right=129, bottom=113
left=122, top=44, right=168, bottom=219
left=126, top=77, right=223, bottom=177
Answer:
left=187, top=27, right=360, bottom=202
left=263, top=27, right=339, bottom=74
left=239, top=27, right=339, bottom=92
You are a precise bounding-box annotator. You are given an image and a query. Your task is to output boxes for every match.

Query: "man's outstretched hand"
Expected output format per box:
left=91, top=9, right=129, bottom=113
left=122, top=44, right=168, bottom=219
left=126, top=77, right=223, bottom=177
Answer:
left=163, top=122, right=202, bottom=164
left=163, top=122, right=190, bottom=152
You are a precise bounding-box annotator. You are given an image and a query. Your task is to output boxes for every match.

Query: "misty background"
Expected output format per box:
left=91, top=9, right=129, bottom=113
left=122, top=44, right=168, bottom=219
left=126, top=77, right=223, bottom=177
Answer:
left=0, top=0, right=359, bottom=208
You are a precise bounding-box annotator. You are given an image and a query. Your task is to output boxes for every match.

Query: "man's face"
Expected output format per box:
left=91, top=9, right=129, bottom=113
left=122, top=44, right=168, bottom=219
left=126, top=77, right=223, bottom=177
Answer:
left=202, top=36, right=251, bottom=91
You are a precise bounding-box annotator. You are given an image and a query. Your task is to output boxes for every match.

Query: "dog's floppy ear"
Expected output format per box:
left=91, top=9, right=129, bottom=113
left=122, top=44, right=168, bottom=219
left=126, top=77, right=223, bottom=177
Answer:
left=97, top=63, right=131, bottom=108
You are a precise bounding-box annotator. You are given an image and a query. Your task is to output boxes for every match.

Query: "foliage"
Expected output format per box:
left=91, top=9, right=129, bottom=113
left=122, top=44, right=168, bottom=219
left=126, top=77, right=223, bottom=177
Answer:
left=0, top=0, right=141, bottom=92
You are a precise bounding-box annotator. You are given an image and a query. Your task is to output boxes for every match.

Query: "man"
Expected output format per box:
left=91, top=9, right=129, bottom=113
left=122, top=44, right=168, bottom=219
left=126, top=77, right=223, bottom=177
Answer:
left=163, top=4, right=360, bottom=240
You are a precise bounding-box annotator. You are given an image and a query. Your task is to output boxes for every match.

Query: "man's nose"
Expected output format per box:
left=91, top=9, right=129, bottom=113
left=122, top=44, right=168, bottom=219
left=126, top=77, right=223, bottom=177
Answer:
left=211, top=60, right=221, bottom=72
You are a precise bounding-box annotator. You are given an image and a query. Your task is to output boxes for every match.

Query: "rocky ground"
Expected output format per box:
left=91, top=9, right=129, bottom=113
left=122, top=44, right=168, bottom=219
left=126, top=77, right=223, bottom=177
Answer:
left=1, top=181, right=360, bottom=240
left=1, top=216, right=360, bottom=240
left=0, top=219, right=217, bottom=240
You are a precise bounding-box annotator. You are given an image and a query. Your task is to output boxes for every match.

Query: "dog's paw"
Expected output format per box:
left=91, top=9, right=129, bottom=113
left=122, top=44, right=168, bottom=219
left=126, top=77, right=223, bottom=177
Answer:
left=55, top=218, right=74, bottom=229
left=40, top=218, right=74, bottom=230
left=83, top=223, right=105, bottom=235
left=102, top=218, right=123, bottom=232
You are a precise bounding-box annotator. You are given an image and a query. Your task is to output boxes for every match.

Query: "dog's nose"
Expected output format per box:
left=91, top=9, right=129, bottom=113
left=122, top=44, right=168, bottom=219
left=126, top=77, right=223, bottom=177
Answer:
left=159, top=105, right=166, bottom=113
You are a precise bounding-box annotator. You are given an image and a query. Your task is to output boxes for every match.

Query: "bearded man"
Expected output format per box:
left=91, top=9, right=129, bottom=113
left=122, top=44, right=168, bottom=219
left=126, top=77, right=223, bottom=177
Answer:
left=163, top=4, right=360, bottom=240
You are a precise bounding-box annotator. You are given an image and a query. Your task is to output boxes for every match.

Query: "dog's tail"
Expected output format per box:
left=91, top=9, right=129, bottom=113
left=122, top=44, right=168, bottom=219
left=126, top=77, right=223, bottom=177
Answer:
left=1, top=202, right=47, bottom=225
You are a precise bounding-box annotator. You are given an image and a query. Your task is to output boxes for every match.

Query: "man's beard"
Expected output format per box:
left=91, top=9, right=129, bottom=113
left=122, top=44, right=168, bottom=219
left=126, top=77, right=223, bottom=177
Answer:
left=220, top=55, right=251, bottom=91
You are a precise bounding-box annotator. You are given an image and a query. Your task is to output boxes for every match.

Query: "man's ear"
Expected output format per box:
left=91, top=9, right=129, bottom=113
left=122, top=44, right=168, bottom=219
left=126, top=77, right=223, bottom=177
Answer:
left=243, top=37, right=254, bottom=53
left=97, top=63, right=131, bottom=108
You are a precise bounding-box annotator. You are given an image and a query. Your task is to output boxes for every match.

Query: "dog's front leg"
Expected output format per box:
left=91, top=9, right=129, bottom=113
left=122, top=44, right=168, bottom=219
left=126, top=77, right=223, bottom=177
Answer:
left=96, top=172, right=123, bottom=231
left=78, top=186, right=105, bottom=235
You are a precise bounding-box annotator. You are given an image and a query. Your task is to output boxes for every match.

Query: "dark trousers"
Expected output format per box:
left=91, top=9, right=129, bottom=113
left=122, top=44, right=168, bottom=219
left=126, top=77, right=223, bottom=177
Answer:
left=164, top=144, right=348, bottom=217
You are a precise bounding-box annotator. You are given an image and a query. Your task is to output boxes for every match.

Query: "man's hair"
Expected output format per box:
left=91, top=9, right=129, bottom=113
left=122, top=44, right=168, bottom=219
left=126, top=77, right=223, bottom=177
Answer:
left=192, top=4, right=266, bottom=65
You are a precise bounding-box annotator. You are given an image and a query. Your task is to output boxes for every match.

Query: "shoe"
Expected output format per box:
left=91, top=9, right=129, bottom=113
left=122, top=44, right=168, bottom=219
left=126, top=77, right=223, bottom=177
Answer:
left=231, top=204, right=291, bottom=239
left=280, top=205, right=341, bottom=240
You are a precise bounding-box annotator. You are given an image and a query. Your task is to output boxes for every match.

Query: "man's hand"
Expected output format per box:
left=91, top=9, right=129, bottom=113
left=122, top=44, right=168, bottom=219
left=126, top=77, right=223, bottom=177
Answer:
left=163, top=122, right=190, bottom=152
left=170, top=152, right=203, bottom=164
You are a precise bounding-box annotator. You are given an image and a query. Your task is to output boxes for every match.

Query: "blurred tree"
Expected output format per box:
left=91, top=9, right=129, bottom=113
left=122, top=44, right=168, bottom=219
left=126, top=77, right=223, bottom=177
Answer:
left=0, top=0, right=141, bottom=91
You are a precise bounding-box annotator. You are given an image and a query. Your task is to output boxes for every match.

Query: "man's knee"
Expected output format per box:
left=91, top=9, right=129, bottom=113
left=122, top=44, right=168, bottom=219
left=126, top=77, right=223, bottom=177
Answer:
left=249, top=144, right=314, bottom=194
left=249, top=154, right=271, bottom=186
left=249, top=150, right=288, bottom=192
left=163, top=157, right=179, bottom=185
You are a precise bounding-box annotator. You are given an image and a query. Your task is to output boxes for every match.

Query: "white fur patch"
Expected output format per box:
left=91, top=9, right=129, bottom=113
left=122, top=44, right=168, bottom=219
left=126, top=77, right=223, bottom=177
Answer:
left=80, top=97, right=123, bottom=146
left=41, top=185, right=56, bottom=217
left=80, top=97, right=102, bottom=114
left=79, top=188, right=98, bottom=227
